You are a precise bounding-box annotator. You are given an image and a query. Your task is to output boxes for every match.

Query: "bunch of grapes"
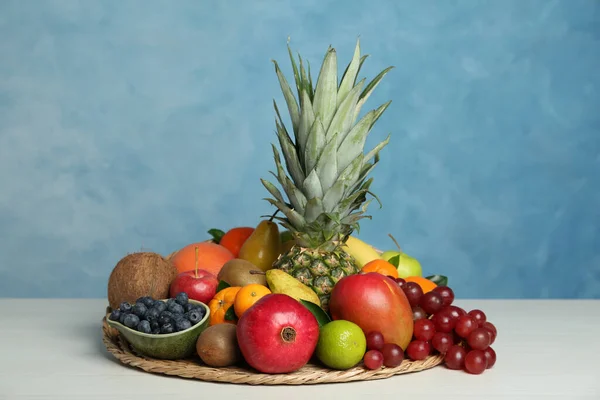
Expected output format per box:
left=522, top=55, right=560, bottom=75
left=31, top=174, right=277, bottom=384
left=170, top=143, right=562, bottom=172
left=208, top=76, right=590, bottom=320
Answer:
left=394, top=277, right=497, bottom=375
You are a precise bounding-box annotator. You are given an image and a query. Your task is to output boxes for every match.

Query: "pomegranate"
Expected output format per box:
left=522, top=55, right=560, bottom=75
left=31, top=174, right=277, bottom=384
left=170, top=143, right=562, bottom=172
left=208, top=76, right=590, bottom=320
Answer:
left=236, top=293, right=319, bottom=373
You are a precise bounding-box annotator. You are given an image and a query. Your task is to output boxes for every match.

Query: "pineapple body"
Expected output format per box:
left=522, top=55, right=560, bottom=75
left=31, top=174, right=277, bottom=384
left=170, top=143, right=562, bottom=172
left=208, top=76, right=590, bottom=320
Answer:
left=274, top=245, right=359, bottom=312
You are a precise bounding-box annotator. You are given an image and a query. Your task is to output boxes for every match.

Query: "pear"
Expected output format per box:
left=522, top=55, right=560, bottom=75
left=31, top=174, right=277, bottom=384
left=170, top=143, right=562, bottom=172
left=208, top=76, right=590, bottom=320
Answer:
left=238, top=219, right=281, bottom=272
left=265, top=269, right=321, bottom=306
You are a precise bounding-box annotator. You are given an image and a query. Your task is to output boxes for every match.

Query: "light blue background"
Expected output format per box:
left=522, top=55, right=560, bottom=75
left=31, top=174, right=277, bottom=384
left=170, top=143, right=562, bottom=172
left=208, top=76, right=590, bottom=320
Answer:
left=1, top=0, right=598, bottom=299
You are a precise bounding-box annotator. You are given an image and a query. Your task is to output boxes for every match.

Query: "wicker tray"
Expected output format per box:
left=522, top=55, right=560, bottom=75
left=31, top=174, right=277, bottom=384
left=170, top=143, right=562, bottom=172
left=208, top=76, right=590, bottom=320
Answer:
left=102, top=317, right=443, bottom=385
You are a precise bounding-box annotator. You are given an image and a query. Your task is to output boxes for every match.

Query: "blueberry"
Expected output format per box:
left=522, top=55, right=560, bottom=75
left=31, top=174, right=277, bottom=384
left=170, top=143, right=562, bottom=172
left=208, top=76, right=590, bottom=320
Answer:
left=153, top=301, right=167, bottom=313
left=152, top=328, right=161, bottom=335
left=175, top=318, right=192, bottom=332
left=168, top=302, right=185, bottom=315
left=137, top=320, right=151, bottom=333
left=119, top=302, right=133, bottom=313
left=150, top=320, right=160, bottom=330
left=184, top=303, right=196, bottom=313
left=123, top=314, right=140, bottom=329
left=119, top=312, right=127, bottom=324
left=143, top=297, right=156, bottom=307
left=175, top=292, right=189, bottom=306
left=109, top=309, right=122, bottom=321
left=132, top=303, right=147, bottom=318
left=158, top=315, right=171, bottom=325
left=160, top=322, right=174, bottom=334
left=188, top=309, right=202, bottom=324
left=160, top=310, right=173, bottom=318
left=166, top=298, right=176, bottom=308
left=146, top=308, right=160, bottom=321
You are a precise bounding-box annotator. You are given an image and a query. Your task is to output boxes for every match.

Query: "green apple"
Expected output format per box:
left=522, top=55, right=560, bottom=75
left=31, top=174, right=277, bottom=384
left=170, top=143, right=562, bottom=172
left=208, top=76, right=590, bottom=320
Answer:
left=383, top=251, right=422, bottom=278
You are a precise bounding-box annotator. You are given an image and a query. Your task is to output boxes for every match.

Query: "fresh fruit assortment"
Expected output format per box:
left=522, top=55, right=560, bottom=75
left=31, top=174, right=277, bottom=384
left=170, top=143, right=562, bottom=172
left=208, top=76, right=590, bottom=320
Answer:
left=104, top=40, right=498, bottom=379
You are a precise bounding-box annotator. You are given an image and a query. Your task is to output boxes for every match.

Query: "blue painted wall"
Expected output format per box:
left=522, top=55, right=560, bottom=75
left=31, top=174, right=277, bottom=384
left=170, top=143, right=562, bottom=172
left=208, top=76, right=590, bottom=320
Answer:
left=0, top=0, right=598, bottom=299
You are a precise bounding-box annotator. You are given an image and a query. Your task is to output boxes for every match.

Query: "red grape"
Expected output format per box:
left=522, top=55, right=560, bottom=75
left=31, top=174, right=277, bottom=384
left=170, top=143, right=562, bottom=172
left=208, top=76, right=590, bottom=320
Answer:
left=420, top=291, right=444, bottom=315
left=412, top=306, right=427, bottom=321
left=431, top=332, right=452, bottom=354
left=402, top=282, right=423, bottom=307
left=433, top=286, right=455, bottom=307
left=464, top=350, right=487, bottom=374
left=366, top=331, right=385, bottom=351
left=363, top=350, right=384, bottom=370
left=444, top=345, right=467, bottom=370
left=431, top=309, right=456, bottom=333
left=406, top=340, right=431, bottom=361
left=414, top=319, right=436, bottom=341
left=382, top=343, right=404, bottom=367
left=468, top=328, right=491, bottom=350
left=442, top=305, right=466, bottom=321
left=482, top=321, right=497, bottom=344
left=483, top=347, right=496, bottom=369
left=455, top=315, right=478, bottom=338
left=468, top=309, right=487, bottom=325
left=395, top=277, right=406, bottom=287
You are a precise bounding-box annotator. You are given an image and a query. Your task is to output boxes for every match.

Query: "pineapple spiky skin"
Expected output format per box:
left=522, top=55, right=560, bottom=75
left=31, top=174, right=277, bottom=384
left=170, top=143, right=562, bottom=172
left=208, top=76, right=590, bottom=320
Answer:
left=273, top=245, right=360, bottom=312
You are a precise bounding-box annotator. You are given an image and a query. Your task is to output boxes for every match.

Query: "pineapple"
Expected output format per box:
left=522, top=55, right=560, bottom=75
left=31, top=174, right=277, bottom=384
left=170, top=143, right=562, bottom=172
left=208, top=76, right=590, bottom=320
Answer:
left=261, top=39, right=393, bottom=311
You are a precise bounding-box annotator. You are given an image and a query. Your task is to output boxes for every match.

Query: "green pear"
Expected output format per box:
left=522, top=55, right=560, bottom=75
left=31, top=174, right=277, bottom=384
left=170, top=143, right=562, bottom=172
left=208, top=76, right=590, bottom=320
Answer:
left=382, top=235, right=423, bottom=278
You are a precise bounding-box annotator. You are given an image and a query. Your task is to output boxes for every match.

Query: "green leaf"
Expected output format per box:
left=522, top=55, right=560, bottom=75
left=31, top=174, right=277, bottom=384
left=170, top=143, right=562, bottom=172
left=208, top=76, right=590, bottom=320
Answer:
left=312, top=47, right=338, bottom=130
left=426, top=275, right=448, bottom=287
left=272, top=60, right=300, bottom=134
left=388, top=254, right=400, bottom=267
left=224, top=306, right=238, bottom=322
left=217, top=280, right=231, bottom=292
left=207, top=228, right=225, bottom=243
left=300, top=299, right=331, bottom=327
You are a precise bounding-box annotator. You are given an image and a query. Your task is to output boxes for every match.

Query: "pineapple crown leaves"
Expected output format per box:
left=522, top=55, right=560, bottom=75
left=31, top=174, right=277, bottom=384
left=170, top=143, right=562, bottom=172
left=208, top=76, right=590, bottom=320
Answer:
left=263, top=38, right=393, bottom=248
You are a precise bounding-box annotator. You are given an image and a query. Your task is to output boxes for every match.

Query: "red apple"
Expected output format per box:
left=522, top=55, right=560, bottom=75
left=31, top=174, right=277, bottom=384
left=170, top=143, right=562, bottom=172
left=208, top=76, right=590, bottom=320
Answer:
left=236, top=293, right=319, bottom=373
left=169, top=269, right=218, bottom=304
left=329, top=272, right=414, bottom=350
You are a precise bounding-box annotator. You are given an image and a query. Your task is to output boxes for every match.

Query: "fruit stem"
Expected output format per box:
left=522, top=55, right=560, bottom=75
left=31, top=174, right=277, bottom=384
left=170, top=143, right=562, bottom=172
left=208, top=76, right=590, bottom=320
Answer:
left=388, top=234, right=402, bottom=253
left=194, top=246, right=199, bottom=278
left=268, top=209, right=280, bottom=222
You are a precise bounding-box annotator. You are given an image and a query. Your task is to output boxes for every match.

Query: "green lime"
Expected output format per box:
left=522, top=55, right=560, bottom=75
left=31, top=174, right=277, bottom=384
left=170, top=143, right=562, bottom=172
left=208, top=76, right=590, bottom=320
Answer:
left=316, top=320, right=367, bottom=370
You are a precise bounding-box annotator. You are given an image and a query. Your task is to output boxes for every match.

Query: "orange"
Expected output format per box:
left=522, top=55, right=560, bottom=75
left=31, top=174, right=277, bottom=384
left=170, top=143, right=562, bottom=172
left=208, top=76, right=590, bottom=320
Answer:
left=233, top=284, right=271, bottom=318
left=404, top=276, right=437, bottom=293
left=361, top=259, right=399, bottom=279
left=208, top=286, right=241, bottom=325
left=220, top=227, right=254, bottom=257
left=170, top=242, right=234, bottom=276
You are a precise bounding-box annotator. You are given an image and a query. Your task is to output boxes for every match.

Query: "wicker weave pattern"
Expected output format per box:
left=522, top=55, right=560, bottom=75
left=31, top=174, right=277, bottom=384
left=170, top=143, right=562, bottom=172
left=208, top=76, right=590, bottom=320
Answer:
left=102, top=318, right=443, bottom=385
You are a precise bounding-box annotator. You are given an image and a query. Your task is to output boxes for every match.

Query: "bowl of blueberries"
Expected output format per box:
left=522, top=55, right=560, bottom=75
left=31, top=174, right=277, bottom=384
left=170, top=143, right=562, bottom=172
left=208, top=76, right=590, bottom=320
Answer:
left=106, top=292, right=210, bottom=360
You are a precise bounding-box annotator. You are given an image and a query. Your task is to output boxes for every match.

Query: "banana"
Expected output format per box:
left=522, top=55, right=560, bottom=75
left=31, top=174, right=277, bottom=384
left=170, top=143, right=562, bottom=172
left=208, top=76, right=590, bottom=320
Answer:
left=342, top=235, right=382, bottom=267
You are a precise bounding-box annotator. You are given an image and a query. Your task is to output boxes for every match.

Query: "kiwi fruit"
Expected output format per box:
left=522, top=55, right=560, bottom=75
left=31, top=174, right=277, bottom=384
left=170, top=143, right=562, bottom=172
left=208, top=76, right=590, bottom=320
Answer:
left=107, top=252, right=177, bottom=310
left=217, top=259, right=267, bottom=287
left=196, top=324, right=241, bottom=367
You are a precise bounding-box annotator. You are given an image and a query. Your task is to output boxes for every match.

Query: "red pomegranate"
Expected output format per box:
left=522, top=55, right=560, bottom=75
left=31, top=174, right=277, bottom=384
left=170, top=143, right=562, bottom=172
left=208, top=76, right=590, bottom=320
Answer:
left=236, top=293, right=319, bottom=373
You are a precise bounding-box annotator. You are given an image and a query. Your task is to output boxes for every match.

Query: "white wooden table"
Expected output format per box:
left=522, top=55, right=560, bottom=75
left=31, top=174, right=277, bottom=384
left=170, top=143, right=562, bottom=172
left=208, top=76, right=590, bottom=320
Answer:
left=0, top=299, right=598, bottom=399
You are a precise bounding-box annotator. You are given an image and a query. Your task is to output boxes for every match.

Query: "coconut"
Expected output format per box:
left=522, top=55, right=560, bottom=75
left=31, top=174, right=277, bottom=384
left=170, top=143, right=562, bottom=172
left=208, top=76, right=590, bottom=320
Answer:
left=107, top=252, right=177, bottom=310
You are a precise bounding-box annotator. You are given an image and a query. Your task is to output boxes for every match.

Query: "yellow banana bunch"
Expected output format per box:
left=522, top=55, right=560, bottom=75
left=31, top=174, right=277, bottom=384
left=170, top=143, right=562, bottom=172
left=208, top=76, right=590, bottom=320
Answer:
left=342, top=236, right=382, bottom=267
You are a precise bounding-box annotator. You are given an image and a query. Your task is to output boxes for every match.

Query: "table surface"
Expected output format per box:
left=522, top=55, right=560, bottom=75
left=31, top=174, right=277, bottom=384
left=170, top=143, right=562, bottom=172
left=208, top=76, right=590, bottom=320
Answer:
left=0, top=299, right=598, bottom=400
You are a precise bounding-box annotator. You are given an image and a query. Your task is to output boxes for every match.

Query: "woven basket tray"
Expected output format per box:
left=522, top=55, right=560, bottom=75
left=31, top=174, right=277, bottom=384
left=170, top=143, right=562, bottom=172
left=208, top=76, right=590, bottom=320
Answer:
left=102, top=317, right=443, bottom=385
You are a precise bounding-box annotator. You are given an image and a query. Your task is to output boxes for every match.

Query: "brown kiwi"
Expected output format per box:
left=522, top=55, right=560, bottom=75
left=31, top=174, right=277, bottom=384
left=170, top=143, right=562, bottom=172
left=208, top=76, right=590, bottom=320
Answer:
left=107, top=252, right=177, bottom=310
left=196, top=324, right=241, bottom=367
left=217, top=259, right=267, bottom=287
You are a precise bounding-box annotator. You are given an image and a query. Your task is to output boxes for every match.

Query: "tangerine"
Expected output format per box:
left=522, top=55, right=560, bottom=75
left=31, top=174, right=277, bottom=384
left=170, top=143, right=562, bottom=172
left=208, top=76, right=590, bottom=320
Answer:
left=170, top=242, right=234, bottom=276
left=208, top=286, right=241, bottom=325
left=233, top=284, right=272, bottom=318
left=361, top=259, right=399, bottom=279
left=404, top=276, right=437, bottom=293
left=220, top=227, right=254, bottom=257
